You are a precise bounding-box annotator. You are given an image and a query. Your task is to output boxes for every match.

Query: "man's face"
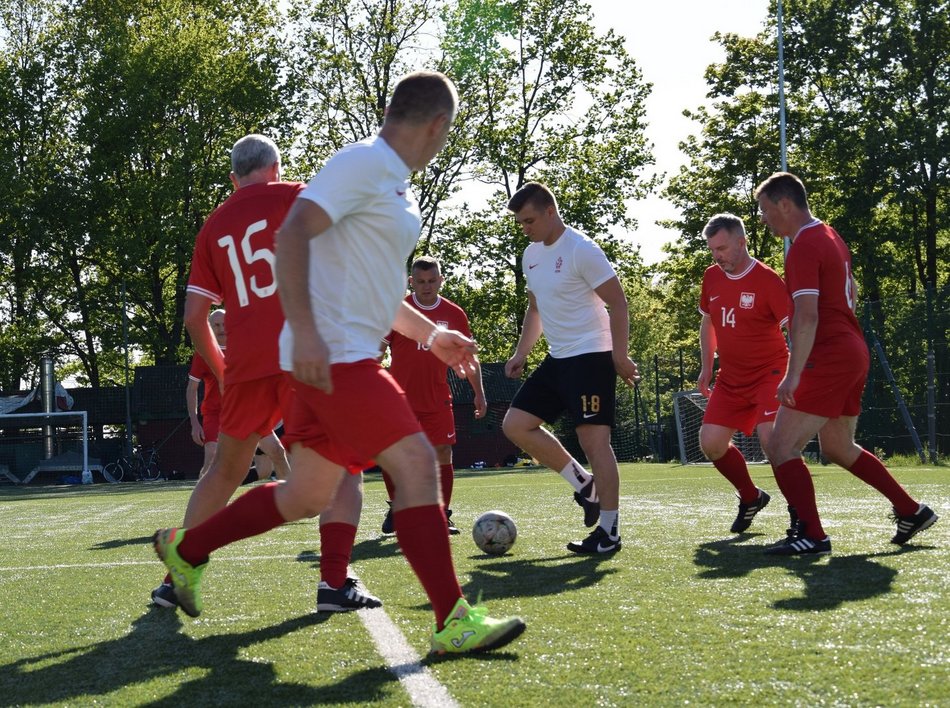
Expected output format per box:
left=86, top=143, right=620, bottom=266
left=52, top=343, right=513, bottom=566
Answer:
left=707, top=228, right=749, bottom=274
left=209, top=312, right=227, bottom=346
left=410, top=267, right=443, bottom=305
left=514, top=203, right=558, bottom=244
left=757, top=194, right=788, bottom=238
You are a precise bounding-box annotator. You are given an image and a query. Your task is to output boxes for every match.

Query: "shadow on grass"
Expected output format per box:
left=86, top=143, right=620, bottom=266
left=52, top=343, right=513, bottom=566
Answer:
left=458, top=554, right=618, bottom=604
left=0, top=608, right=404, bottom=705
left=90, top=535, right=156, bottom=550
left=692, top=537, right=933, bottom=610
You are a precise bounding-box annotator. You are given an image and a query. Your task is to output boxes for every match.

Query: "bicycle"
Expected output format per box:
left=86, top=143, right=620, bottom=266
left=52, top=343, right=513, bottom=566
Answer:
left=103, top=445, right=162, bottom=482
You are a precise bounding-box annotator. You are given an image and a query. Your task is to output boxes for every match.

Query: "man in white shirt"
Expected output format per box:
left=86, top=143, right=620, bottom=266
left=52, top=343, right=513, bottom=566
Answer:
left=504, top=182, right=639, bottom=554
left=154, top=71, right=525, bottom=655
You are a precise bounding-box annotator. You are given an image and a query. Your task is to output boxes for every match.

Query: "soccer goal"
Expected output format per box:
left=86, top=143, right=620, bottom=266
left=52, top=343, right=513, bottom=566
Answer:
left=671, top=391, right=766, bottom=465
left=0, top=410, right=101, bottom=483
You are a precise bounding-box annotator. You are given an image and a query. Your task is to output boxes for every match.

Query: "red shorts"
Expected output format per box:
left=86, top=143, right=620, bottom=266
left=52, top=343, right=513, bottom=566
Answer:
left=792, top=348, right=869, bottom=418
left=201, top=410, right=221, bottom=443
left=282, top=361, right=423, bottom=473
left=703, top=372, right=781, bottom=436
left=220, top=374, right=293, bottom=440
left=415, top=407, right=456, bottom=447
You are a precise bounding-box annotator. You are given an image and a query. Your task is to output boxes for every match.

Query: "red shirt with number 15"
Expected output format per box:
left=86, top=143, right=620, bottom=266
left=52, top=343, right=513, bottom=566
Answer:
left=186, top=181, right=304, bottom=384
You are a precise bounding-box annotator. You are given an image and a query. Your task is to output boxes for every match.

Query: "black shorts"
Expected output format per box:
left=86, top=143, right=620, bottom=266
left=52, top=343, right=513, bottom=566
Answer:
left=510, top=351, right=616, bottom=427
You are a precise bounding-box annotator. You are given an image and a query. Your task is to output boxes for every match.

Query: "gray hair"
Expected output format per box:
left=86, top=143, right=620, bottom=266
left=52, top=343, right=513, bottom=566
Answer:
left=702, top=213, right=746, bottom=239
left=230, top=134, right=280, bottom=178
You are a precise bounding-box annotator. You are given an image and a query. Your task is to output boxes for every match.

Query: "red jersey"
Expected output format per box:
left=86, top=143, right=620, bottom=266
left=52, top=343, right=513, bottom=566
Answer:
left=187, top=181, right=304, bottom=384
left=699, top=259, right=789, bottom=384
left=785, top=221, right=865, bottom=361
left=385, top=294, right=473, bottom=412
left=188, top=351, right=221, bottom=416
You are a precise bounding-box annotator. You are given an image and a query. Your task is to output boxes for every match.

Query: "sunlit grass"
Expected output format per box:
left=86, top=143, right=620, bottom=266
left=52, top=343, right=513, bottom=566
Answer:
left=0, top=462, right=946, bottom=706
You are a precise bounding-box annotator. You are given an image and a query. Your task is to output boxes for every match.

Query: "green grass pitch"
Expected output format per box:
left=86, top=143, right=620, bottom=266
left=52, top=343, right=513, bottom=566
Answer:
left=0, top=463, right=946, bottom=706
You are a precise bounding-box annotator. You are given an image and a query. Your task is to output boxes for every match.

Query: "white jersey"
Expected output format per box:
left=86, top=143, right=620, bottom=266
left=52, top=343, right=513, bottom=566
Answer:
left=523, top=226, right=615, bottom=358
left=279, top=135, right=420, bottom=368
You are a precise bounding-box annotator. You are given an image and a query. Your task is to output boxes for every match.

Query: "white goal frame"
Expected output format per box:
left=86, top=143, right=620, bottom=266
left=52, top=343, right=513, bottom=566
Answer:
left=0, top=410, right=99, bottom=483
left=672, top=391, right=767, bottom=466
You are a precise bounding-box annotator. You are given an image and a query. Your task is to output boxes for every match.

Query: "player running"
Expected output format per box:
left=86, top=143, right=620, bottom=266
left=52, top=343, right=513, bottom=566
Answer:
left=379, top=255, right=487, bottom=536
left=756, top=172, right=938, bottom=555
left=697, top=213, right=789, bottom=533
left=153, top=72, right=525, bottom=655
left=151, top=134, right=377, bottom=613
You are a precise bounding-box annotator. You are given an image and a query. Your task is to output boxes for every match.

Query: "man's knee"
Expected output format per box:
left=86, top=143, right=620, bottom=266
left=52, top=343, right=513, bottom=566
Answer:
left=502, top=409, right=531, bottom=442
left=698, top=427, right=730, bottom=460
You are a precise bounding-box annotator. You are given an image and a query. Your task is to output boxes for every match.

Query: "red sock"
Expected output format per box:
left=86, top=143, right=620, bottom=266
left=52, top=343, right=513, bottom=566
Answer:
left=774, top=459, right=826, bottom=539
left=382, top=469, right=395, bottom=501
left=319, top=522, right=357, bottom=588
left=177, top=482, right=286, bottom=564
left=394, top=505, right=463, bottom=629
left=713, top=446, right=758, bottom=503
left=440, top=464, right=455, bottom=508
left=847, top=450, right=917, bottom=515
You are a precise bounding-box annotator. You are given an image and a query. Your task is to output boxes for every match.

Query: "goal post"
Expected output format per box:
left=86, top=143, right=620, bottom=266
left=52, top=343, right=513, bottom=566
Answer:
left=0, top=410, right=100, bottom=483
left=672, top=391, right=766, bottom=465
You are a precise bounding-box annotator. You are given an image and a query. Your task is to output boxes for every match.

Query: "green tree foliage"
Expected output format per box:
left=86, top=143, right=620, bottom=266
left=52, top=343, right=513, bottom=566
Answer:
left=658, top=0, right=948, bottom=350
left=435, top=0, right=657, bottom=363
left=0, top=0, right=69, bottom=390
left=0, top=0, right=291, bottom=388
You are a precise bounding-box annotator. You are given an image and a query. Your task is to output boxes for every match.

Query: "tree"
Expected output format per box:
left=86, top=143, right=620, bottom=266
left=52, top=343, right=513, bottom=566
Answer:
left=57, top=0, right=292, bottom=382
left=0, top=0, right=70, bottom=389
left=434, top=0, right=657, bottom=362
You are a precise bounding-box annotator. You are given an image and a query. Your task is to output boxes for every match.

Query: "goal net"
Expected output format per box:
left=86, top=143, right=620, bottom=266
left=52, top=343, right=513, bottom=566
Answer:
left=672, top=391, right=766, bottom=465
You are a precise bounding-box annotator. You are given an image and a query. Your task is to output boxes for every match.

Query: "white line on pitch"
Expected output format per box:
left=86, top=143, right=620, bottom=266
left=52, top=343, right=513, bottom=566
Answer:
left=356, top=604, right=458, bottom=708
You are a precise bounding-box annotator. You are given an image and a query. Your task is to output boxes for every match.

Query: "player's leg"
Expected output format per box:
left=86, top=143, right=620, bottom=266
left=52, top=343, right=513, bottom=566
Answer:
left=257, top=431, right=290, bottom=480
left=817, top=415, right=936, bottom=544
left=182, top=432, right=262, bottom=526
left=567, top=423, right=621, bottom=554
left=434, top=443, right=459, bottom=534
left=379, top=433, right=525, bottom=654
left=198, top=440, right=217, bottom=479
left=315, top=471, right=382, bottom=611
left=155, top=445, right=346, bottom=616
left=763, top=406, right=831, bottom=554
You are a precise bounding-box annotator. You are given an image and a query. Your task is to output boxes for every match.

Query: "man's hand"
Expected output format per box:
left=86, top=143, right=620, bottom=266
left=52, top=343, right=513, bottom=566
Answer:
left=776, top=371, right=800, bottom=408
left=429, top=329, right=479, bottom=379
left=614, top=355, right=640, bottom=388
left=190, top=419, right=205, bottom=446
left=697, top=368, right=713, bottom=398
left=291, top=326, right=333, bottom=393
left=473, top=392, right=488, bottom=419
left=505, top=353, right=527, bottom=379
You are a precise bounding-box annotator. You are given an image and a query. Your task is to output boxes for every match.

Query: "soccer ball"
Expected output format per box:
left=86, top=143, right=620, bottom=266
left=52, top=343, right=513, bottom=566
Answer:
left=472, top=510, right=517, bottom=555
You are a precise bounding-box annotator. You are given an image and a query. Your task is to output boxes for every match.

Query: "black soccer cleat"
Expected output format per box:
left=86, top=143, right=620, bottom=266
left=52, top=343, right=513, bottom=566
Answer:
left=381, top=501, right=394, bottom=535
left=150, top=582, right=178, bottom=609
left=573, top=479, right=600, bottom=528
left=764, top=531, right=831, bottom=556
left=891, top=504, right=938, bottom=545
left=316, top=577, right=383, bottom=612
left=731, top=488, right=771, bottom=533
left=567, top=526, right=621, bottom=555
left=446, top=508, right=461, bottom=536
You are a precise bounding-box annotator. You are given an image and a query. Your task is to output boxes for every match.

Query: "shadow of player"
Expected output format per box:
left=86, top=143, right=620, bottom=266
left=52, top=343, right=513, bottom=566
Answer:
left=0, top=608, right=401, bottom=705
left=693, top=537, right=928, bottom=611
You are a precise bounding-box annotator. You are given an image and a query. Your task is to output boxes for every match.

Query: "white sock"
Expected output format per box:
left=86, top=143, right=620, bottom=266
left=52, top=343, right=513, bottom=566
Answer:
left=599, top=510, right=619, bottom=539
left=560, top=460, right=594, bottom=496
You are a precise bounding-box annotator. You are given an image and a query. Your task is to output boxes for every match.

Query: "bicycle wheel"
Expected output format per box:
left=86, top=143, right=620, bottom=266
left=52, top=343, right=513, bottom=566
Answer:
left=142, top=458, right=162, bottom=481
left=103, top=462, right=124, bottom=483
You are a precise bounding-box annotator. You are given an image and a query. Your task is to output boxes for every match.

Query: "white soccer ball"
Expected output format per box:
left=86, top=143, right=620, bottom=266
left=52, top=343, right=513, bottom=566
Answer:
left=472, top=510, right=517, bottom=555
